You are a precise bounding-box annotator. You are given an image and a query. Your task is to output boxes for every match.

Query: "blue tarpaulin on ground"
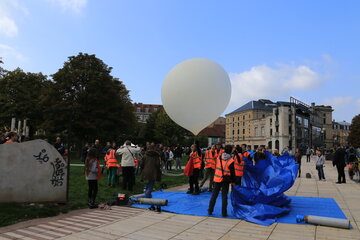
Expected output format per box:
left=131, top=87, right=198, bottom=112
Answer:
left=231, top=152, right=299, bottom=225
left=132, top=191, right=347, bottom=225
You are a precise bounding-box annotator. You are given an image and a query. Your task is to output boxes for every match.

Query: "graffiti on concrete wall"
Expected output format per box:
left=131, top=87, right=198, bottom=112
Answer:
left=33, top=149, right=50, bottom=164
left=50, top=158, right=65, bottom=187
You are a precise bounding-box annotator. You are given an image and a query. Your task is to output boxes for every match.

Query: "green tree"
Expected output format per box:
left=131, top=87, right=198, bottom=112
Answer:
left=42, top=53, right=135, bottom=144
left=349, top=114, right=360, bottom=147
left=0, top=68, right=49, bottom=134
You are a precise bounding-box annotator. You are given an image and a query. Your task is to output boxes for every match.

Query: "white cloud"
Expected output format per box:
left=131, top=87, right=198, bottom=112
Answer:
left=0, top=0, right=28, bottom=38
left=50, top=0, right=87, bottom=14
left=323, top=96, right=353, bottom=109
left=228, top=64, right=322, bottom=112
left=0, top=44, right=26, bottom=64
left=0, top=16, right=18, bottom=37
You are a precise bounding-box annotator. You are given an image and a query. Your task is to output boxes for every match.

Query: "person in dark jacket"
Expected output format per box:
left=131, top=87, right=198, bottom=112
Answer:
left=141, top=143, right=162, bottom=211
left=208, top=145, right=235, bottom=217
left=54, top=137, right=65, bottom=156
left=333, top=145, right=346, bottom=184
left=294, top=148, right=302, bottom=177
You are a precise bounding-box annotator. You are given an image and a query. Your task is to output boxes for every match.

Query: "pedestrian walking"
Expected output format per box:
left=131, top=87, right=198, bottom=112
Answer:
left=294, top=148, right=302, bottom=177
left=84, top=148, right=101, bottom=208
left=208, top=145, right=235, bottom=217
left=333, top=145, right=346, bottom=184
left=166, top=147, right=174, bottom=170
left=174, top=145, right=183, bottom=170
left=306, top=147, right=311, bottom=162
left=141, top=143, right=162, bottom=211
left=316, top=149, right=326, bottom=181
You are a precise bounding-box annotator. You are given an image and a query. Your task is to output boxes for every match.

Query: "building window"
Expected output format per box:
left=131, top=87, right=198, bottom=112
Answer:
left=270, top=129, right=273, bottom=136
left=270, top=118, right=272, bottom=125
left=154, top=108, right=157, bottom=111
left=232, top=130, right=235, bottom=135
left=243, top=129, right=245, bottom=134
left=243, top=115, right=245, bottom=120
left=261, top=127, right=265, bottom=136
left=255, top=127, right=259, bottom=137
left=289, top=126, right=292, bottom=134
left=323, top=118, right=326, bottom=124
left=137, top=107, right=140, bottom=112
left=276, top=126, right=279, bottom=132
left=304, top=118, right=309, bottom=128
left=238, top=117, right=239, bottom=121
left=237, top=129, right=240, bottom=135
left=233, top=117, right=234, bottom=122
left=262, top=114, right=265, bottom=118
left=243, top=122, right=245, bottom=126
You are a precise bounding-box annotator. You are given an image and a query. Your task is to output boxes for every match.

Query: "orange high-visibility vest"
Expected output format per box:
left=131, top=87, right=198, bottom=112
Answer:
left=213, top=156, right=234, bottom=183
left=215, top=149, right=224, bottom=159
left=190, top=152, right=202, bottom=169
left=204, top=150, right=216, bottom=169
left=105, top=149, right=118, bottom=168
left=243, top=151, right=251, bottom=158
left=234, top=153, right=244, bottom=177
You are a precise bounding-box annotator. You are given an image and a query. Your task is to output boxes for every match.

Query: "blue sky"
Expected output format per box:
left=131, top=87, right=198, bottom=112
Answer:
left=1, top=0, right=359, bottom=122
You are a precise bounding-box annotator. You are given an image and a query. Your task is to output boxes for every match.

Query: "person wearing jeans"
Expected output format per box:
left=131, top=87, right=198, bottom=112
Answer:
left=316, top=149, right=325, bottom=181
left=141, top=143, right=161, bottom=211
left=187, top=144, right=202, bottom=195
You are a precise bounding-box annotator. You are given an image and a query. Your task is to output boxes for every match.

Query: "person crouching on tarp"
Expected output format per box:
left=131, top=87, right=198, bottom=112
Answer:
left=208, top=145, right=235, bottom=217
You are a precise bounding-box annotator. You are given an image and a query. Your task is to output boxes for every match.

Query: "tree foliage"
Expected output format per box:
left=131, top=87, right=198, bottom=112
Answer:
left=0, top=68, right=50, bottom=132
left=349, top=114, right=360, bottom=147
left=42, top=53, right=135, bottom=144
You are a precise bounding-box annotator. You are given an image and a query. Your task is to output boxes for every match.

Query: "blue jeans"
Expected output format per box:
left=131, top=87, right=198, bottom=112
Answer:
left=145, top=180, right=155, bottom=198
left=317, top=165, right=325, bottom=180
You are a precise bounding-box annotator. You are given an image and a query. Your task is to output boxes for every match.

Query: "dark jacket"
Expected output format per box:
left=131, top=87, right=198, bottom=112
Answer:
left=141, top=150, right=161, bottom=182
left=333, top=148, right=346, bottom=167
left=174, top=147, right=182, bottom=158
left=295, top=152, right=302, bottom=164
left=54, top=142, right=65, bottom=155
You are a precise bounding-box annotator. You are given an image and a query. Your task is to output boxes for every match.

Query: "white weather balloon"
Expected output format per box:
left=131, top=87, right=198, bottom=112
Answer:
left=161, top=58, right=231, bottom=135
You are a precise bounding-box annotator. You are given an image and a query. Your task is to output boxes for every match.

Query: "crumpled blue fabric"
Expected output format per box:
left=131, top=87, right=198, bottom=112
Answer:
left=231, top=151, right=298, bottom=225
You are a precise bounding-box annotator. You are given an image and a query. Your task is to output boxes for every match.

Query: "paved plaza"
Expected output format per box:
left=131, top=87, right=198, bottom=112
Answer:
left=1, top=156, right=360, bottom=240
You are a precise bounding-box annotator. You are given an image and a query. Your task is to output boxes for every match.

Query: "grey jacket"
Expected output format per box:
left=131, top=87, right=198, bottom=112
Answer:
left=316, top=155, right=325, bottom=167
left=116, top=146, right=141, bottom=167
left=86, top=161, right=98, bottom=180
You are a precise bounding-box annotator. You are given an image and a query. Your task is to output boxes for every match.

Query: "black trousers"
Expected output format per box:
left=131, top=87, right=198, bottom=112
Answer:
left=306, top=154, right=311, bottom=162
left=122, top=167, right=135, bottom=191
left=166, top=161, right=172, bottom=170
left=189, top=168, right=200, bottom=193
left=88, top=180, right=98, bottom=203
left=208, top=182, right=230, bottom=215
left=337, top=165, right=346, bottom=183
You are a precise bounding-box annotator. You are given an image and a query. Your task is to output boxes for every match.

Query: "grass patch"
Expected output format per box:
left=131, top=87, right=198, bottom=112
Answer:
left=0, top=165, right=188, bottom=227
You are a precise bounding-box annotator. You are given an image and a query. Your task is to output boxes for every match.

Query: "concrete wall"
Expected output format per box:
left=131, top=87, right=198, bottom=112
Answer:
left=0, top=139, right=68, bottom=203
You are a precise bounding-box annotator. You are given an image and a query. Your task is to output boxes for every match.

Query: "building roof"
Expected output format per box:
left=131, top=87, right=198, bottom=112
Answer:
left=198, top=124, right=225, bottom=138
left=334, top=120, right=351, bottom=126
left=228, top=100, right=275, bottom=115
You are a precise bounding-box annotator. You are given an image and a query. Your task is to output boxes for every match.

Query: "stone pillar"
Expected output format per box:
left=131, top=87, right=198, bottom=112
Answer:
left=18, top=120, right=22, bottom=134
left=23, top=119, right=27, bottom=136
left=10, top=118, right=16, bottom=131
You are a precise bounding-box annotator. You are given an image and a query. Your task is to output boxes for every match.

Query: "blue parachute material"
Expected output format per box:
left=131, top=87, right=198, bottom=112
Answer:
left=231, top=151, right=299, bottom=225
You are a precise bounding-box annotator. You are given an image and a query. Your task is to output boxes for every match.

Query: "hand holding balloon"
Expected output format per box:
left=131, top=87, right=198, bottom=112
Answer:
left=161, top=58, right=231, bottom=135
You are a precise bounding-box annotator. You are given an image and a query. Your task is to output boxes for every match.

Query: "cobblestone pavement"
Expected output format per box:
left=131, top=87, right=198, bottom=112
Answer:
left=1, top=156, right=360, bottom=240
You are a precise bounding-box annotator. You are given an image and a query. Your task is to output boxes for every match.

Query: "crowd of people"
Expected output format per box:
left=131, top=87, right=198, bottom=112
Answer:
left=2, top=132, right=360, bottom=213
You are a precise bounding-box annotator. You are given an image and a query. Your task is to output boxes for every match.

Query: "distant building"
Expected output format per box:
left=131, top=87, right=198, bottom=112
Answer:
left=198, top=117, right=226, bottom=146
left=225, top=97, right=333, bottom=151
left=332, top=120, right=350, bottom=146
left=133, top=103, right=162, bottom=123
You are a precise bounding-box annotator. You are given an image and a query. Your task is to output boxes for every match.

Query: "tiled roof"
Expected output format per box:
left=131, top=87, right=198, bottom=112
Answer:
left=228, top=100, right=275, bottom=114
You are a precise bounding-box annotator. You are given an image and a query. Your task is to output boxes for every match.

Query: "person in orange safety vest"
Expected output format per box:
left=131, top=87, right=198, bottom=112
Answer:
left=208, top=145, right=235, bottom=217
left=199, top=144, right=217, bottom=191
left=187, top=144, right=202, bottom=195
left=105, top=148, right=118, bottom=187
left=233, top=145, right=244, bottom=186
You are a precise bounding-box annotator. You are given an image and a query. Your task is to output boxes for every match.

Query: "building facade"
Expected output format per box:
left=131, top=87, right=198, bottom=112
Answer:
left=133, top=103, right=162, bottom=123
left=198, top=117, right=226, bottom=146
left=332, top=120, right=350, bottom=146
left=225, top=98, right=333, bottom=151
